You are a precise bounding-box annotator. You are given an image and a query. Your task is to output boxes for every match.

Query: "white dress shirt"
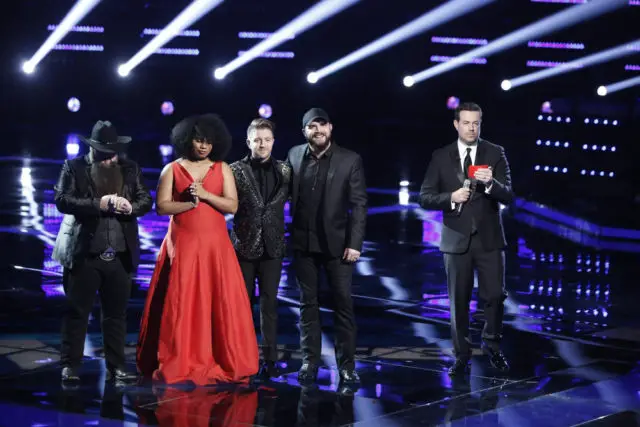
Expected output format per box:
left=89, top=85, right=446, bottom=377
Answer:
left=451, top=139, right=492, bottom=209
left=458, top=139, right=478, bottom=172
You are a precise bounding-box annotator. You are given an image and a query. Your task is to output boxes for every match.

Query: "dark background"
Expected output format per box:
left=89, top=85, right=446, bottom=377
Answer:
left=2, top=0, right=638, bottom=225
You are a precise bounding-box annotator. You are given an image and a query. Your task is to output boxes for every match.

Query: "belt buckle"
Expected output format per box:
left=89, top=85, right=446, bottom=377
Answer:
left=99, top=247, right=116, bottom=261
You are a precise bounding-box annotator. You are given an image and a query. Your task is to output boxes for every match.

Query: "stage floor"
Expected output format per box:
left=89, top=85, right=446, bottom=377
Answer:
left=1, top=159, right=639, bottom=427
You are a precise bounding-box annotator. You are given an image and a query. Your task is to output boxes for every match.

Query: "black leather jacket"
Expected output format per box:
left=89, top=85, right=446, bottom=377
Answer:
left=230, top=156, right=291, bottom=260
left=52, top=155, right=153, bottom=270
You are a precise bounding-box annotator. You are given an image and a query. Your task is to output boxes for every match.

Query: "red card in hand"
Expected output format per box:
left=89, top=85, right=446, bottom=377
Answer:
left=468, top=164, right=489, bottom=179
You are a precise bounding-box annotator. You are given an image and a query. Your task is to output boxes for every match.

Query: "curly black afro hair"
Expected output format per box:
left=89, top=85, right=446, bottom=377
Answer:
left=170, top=113, right=232, bottom=161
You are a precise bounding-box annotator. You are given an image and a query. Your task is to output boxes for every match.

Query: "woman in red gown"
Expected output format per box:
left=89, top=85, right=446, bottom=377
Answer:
left=137, top=114, right=259, bottom=385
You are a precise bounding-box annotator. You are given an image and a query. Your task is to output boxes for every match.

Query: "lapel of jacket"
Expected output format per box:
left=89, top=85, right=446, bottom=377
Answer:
left=290, top=145, right=306, bottom=205
left=475, top=139, right=487, bottom=168
left=266, top=158, right=283, bottom=204
left=240, top=156, right=264, bottom=207
left=471, top=139, right=488, bottom=199
left=120, top=160, right=135, bottom=198
left=324, top=144, right=339, bottom=198
left=449, top=142, right=465, bottom=185
left=83, top=154, right=97, bottom=196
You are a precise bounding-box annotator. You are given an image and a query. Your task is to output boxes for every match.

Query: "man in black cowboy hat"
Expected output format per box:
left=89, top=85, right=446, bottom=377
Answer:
left=53, top=120, right=153, bottom=384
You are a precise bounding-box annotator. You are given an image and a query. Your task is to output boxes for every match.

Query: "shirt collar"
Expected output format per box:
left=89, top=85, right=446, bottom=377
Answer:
left=249, top=155, right=273, bottom=169
left=305, top=142, right=333, bottom=159
left=457, top=139, right=478, bottom=155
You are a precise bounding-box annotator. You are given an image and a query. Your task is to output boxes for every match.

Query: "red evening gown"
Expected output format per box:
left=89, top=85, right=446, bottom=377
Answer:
left=137, top=161, right=259, bottom=385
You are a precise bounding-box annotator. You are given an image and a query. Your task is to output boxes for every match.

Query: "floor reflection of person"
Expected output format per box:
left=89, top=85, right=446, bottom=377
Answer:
left=296, top=385, right=354, bottom=426
left=137, top=387, right=259, bottom=427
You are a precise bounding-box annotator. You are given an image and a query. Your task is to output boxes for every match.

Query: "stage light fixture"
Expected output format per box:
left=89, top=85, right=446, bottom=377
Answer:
left=22, top=0, right=101, bottom=73
left=67, top=97, right=81, bottom=112
left=213, top=68, right=226, bottom=80
left=258, top=104, right=272, bottom=119
left=215, top=0, right=361, bottom=79
left=117, top=65, right=129, bottom=77
left=307, top=72, right=319, bottom=84
left=22, top=61, right=36, bottom=74
left=402, top=76, right=414, bottom=87
left=161, top=101, right=174, bottom=116
left=404, top=0, right=629, bottom=86
left=118, top=0, right=223, bottom=76
left=307, top=0, right=495, bottom=84
left=506, top=38, right=639, bottom=89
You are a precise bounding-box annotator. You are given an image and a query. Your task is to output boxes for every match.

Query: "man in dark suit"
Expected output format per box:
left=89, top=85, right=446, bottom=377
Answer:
left=419, top=102, right=514, bottom=376
left=230, top=118, right=291, bottom=379
left=53, top=120, right=153, bottom=384
left=287, top=108, right=367, bottom=384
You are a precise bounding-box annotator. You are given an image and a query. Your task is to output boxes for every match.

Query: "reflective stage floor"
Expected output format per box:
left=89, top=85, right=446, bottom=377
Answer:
left=1, top=158, right=640, bottom=426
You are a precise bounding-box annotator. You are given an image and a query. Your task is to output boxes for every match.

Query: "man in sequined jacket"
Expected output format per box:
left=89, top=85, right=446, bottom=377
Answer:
left=230, top=118, right=291, bottom=379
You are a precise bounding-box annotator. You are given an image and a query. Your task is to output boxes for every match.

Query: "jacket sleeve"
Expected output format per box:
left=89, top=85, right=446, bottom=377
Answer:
left=347, top=155, right=367, bottom=252
left=54, top=160, right=102, bottom=216
left=419, top=152, right=455, bottom=212
left=130, top=164, right=153, bottom=217
left=285, top=151, right=295, bottom=201
left=280, top=162, right=292, bottom=199
left=485, top=147, right=515, bottom=205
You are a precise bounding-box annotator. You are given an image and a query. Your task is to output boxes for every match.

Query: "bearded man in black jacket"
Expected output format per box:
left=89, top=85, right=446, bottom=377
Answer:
left=53, top=120, right=152, bottom=384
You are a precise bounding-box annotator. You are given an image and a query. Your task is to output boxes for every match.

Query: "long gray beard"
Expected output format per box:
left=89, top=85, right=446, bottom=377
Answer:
left=90, top=163, right=123, bottom=196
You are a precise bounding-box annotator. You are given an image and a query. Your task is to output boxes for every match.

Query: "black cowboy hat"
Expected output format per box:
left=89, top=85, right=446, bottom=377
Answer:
left=79, top=120, right=132, bottom=153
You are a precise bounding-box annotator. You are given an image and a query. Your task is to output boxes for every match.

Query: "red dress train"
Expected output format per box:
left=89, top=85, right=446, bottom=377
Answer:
left=137, top=161, right=259, bottom=385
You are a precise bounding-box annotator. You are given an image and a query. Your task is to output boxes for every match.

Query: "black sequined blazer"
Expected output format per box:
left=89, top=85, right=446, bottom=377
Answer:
left=230, top=156, right=291, bottom=260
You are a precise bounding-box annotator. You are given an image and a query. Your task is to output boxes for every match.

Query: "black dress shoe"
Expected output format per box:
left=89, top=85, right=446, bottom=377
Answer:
left=448, top=358, right=470, bottom=376
left=482, top=344, right=510, bottom=372
left=259, top=361, right=278, bottom=379
left=297, top=362, right=318, bottom=383
left=106, top=368, right=137, bottom=382
left=338, top=369, right=360, bottom=384
left=61, top=367, right=81, bottom=382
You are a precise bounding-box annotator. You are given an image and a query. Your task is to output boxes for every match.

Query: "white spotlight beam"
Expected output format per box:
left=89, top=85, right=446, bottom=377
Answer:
left=598, top=75, right=640, bottom=96
left=118, top=0, right=224, bottom=76
left=214, top=0, right=361, bottom=79
left=405, top=0, right=629, bottom=86
left=507, top=39, right=640, bottom=89
left=309, top=0, right=496, bottom=83
left=23, top=0, right=101, bottom=73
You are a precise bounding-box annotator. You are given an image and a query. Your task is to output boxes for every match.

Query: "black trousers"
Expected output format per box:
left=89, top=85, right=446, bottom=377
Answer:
left=294, top=251, right=356, bottom=370
left=443, top=234, right=507, bottom=358
left=60, top=255, right=132, bottom=369
left=238, top=255, right=283, bottom=362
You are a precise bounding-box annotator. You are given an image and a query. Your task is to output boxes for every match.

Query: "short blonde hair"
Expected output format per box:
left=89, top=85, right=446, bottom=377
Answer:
left=246, top=118, right=275, bottom=138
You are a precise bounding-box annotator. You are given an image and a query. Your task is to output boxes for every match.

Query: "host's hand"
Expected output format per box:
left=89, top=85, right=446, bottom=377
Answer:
left=343, top=248, right=361, bottom=263
left=474, top=167, right=493, bottom=185
left=451, top=187, right=471, bottom=204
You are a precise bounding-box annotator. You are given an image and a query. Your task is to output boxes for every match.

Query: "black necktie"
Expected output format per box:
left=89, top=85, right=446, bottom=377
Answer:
left=463, top=147, right=472, bottom=178
left=462, top=147, right=477, bottom=234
